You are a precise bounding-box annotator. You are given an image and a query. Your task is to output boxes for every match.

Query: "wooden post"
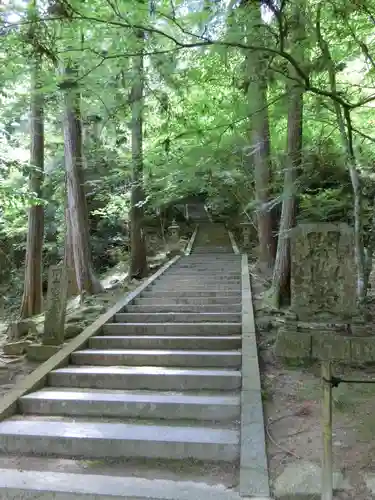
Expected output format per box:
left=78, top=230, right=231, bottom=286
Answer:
left=321, top=361, right=333, bottom=500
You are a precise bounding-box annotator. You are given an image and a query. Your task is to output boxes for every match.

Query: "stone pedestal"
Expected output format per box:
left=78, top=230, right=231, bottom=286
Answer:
left=43, top=265, right=68, bottom=346
left=27, top=343, right=61, bottom=362
left=290, top=223, right=356, bottom=321
left=274, top=224, right=370, bottom=363
left=241, top=221, right=252, bottom=249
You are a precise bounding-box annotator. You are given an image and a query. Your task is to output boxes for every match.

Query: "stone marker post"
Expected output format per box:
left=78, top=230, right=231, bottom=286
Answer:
left=241, top=221, right=252, bottom=249
left=43, top=265, right=69, bottom=346
left=290, top=223, right=356, bottom=321
left=168, top=219, right=180, bottom=244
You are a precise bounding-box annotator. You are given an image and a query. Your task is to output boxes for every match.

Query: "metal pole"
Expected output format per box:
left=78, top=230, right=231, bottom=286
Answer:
left=321, top=360, right=333, bottom=500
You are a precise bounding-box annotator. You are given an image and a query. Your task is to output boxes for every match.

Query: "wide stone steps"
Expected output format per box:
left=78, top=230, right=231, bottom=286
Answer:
left=155, top=280, right=241, bottom=286
left=0, top=416, right=239, bottom=461
left=174, top=271, right=238, bottom=274
left=125, top=304, right=242, bottom=313
left=71, top=349, right=241, bottom=368
left=19, top=388, right=241, bottom=421
left=149, top=286, right=240, bottom=292
left=0, top=248, right=252, bottom=496
left=102, top=322, right=241, bottom=335
left=0, top=468, right=244, bottom=500
left=133, top=296, right=240, bottom=305
left=48, top=366, right=242, bottom=391
left=114, top=312, right=241, bottom=323
left=141, top=290, right=241, bottom=297
left=192, top=249, right=233, bottom=253
left=89, top=335, right=242, bottom=350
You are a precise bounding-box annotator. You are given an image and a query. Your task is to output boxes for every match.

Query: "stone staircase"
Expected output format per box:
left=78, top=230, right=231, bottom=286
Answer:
left=193, top=222, right=233, bottom=253
left=0, top=253, right=254, bottom=498
left=0, top=221, right=270, bottom=499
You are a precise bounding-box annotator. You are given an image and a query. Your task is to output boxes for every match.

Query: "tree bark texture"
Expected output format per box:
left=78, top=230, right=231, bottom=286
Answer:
left=129, top=31, right=148, bottom=279
left=316, top=6, right=366, bottom=300
left=271, top=1, right=305, bottom=307
left=20, top=54, right=45, bottom=318
left=244, top=1, right=275, bottom=270
left=63, top=63, right=102, bottom=294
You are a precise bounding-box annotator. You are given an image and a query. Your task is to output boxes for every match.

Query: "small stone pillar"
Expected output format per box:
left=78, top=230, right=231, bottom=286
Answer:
left=290, top=223, right=356, bottom=321
left=241, top=221, right=252, bottom=248
left=43, top=265, right=69, bottom=346
left=168, top=219, right=180, bottom=244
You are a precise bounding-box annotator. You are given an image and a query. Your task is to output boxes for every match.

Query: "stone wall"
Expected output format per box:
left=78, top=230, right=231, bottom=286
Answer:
left=275, top=325, right=375, bottom=363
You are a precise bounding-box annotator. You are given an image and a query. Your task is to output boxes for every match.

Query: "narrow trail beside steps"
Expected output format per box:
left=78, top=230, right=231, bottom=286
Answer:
left=0, top=223, right=270, bottom=500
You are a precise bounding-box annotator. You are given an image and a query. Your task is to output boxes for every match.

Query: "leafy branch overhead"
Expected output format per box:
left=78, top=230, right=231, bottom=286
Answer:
left=0, top=0, right=375, bottom=309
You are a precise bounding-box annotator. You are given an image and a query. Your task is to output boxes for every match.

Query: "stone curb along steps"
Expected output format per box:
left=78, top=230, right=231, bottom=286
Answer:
left=0, top=223, right=272, bottom=499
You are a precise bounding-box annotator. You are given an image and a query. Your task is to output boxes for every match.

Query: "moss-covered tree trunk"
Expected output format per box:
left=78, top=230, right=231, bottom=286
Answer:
left=244, top=0, right=275, bottom=271
left=20, top=53, right=45, bottom=318
left=270, top=2, right=306, bottom=307
left=129, top=31, right=148, bottom=279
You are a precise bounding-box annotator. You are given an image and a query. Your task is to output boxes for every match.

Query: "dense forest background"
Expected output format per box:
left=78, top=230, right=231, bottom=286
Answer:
left=1, top=0, right=375, bottom=319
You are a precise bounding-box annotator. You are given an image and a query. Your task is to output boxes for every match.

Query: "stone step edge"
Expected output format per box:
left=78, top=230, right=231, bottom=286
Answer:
left=20, top=389, right=241, bottom=405
left=72, top=349, right=241, bottom=357
left=90, top=335, right=242, bottom=341
left=105, top=323, right=242, bottom=327
left=0, top=468, right=249, bottom=500
left=0, top=418, right=239, bottom=445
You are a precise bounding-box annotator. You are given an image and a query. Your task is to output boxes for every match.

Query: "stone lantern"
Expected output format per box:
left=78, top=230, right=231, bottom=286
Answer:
left=240, top=221, right=252, bottom=248
left=168, top=219, right=180, bottom=243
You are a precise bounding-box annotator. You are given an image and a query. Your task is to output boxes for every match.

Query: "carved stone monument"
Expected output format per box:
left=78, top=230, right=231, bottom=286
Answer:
left=241, top=221, right=252, bottom=249
left=43, top=265, right=69, bottom=346
left=290, top=223, right=356, bottom=321
left=274, top=223, right=371, bottom=363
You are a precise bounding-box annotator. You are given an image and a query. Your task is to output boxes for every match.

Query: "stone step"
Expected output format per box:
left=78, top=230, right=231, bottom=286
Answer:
left=124, top=304, right=242, bottom=313
left=192, top=250, right=233, bottom=254
left=165, top=271, right=240, bottom=276
left=89, top=335, right=242, bottom=350
left=169, top=267, right=240, bottom=271
left=170, top=260, right=240, bottom=264
left=177, top=256, right=239, bottom=258
left=114, top=313, right=241, bottom=323
left=0, top=417, right=240, bottom=462
left=71, top=349, right=241, bottom=368
left=141, top=291, right=241, bottom=298
left=178, top=256, right=238, bottom=258
left=177, top=265, right=239, bottom=268
left=133, top=297, right=240, bottom=305
left=151, top=285, right=240, bottom=292
left=159, top=271, right=241, bottom=276
left=167, top=264, right=240, bottom=268
left=20, top=388, right=241, bottom=421
left=0, top=468, right=244, bottom=500
left=48, top=366, right=242, bottom=391
left=102, top=323, right=241, bottom=336
left=182, top=262, right=239, bottom=265
left=155, top=279, right=241, bottom=285
left=164, top=274, right=240, bottom=279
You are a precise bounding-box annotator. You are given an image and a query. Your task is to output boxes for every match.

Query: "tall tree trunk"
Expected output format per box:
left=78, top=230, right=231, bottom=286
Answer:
left=64, top=205, right=79, bottom=297
left=244, top=0, right=275, bottom=271
left=316, top=6, right=366, bottom=300
left=20, top=53, right=45, bottom=318
left=63, top=63, right=102, bottom=294
left=129, top=31, right=148, bottom=279
left=270, top=2, right=306, bottom=307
